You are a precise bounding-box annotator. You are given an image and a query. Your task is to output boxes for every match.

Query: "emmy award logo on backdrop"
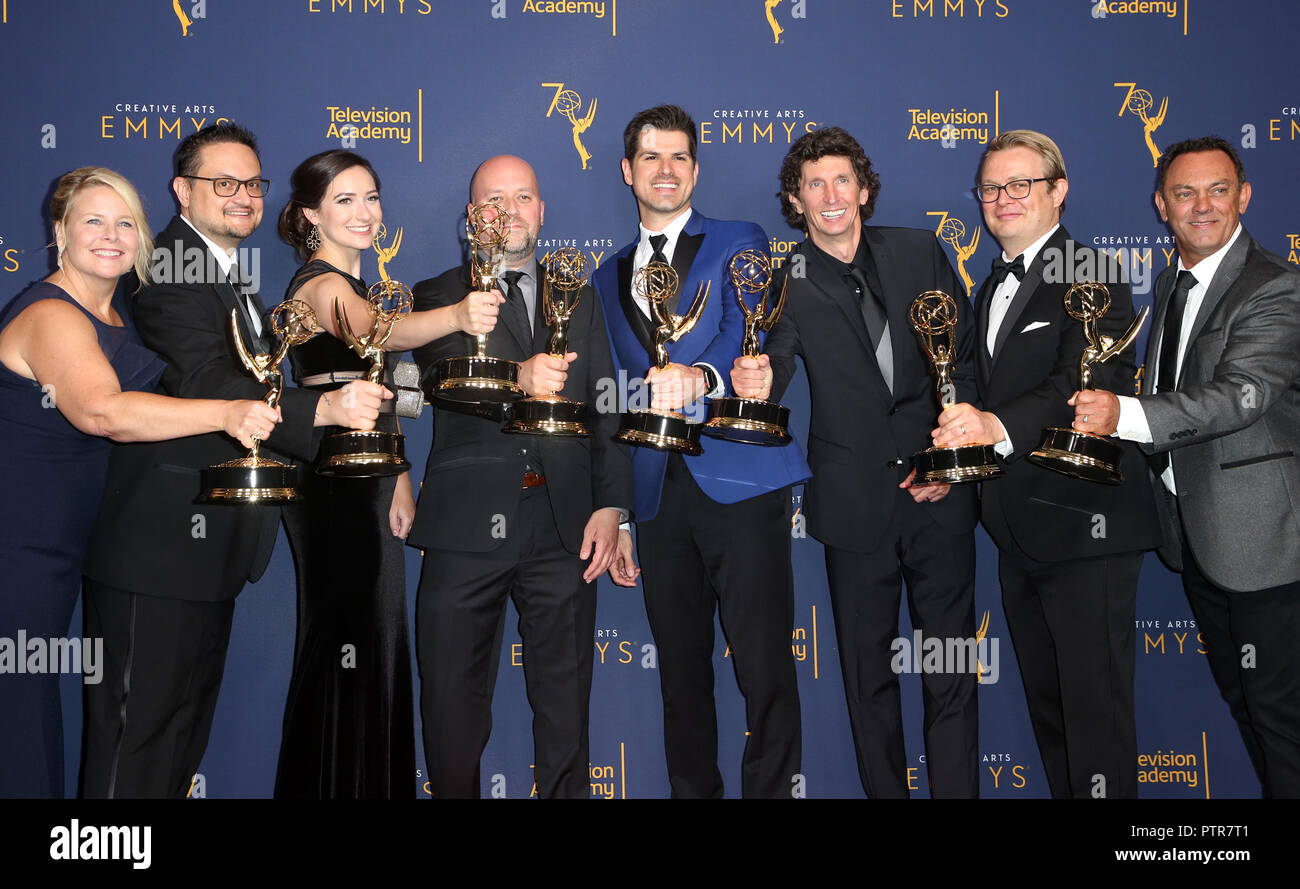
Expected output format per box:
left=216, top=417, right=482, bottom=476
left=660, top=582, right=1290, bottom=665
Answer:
left=927, top=210, right=981, bottom=297
left=542, top=83, right=597, bottom=171
left=372, top=222, right=402, bottom=281
left=1115, top=82, right=1168, bottom=167
left=765, top=0, right=785, bottom=43
left=172, top=0, right=204, bottom=36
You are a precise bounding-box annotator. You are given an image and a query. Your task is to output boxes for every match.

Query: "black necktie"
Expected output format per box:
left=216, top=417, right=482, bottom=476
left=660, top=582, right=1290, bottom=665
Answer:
left=1152, top=269, right=1197, bottom=475
left=500, top=269, right=530, bottom=337
left=845, top=265, right=893, bottom=392
left=990, top=254, right=1025, bottom=287
left=232, top=266, right=269, bottom=351
left=845, top=266, right=886, bottom=350
left=648, top=233, right=669, bottom=265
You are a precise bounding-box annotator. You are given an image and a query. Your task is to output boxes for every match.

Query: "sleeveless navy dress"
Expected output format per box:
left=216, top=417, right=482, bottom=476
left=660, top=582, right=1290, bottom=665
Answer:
left=274, top=261, right=415, bottom=798
left=0, top=281, right=164, bottom=798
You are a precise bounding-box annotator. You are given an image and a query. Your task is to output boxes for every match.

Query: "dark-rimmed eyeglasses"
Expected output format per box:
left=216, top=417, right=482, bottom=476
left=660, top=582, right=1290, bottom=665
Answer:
left=972, top=178, right=1052, bottom=203
left=185, top=175, right=271, bottom=198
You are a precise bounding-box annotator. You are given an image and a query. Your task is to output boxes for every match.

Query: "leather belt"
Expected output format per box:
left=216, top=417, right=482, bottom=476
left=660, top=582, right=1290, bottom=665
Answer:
left=522, top=471, right=546, bottom=489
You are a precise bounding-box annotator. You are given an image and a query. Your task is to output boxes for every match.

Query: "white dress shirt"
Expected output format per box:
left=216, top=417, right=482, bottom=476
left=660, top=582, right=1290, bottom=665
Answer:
left=631, top=208, right=724, bottom=399
left=985, top=224, right=1060, bottom=456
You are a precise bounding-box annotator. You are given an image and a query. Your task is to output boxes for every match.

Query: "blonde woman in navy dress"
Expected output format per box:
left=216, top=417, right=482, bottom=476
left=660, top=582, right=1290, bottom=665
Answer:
left=0, top=168, right=279, bottom=798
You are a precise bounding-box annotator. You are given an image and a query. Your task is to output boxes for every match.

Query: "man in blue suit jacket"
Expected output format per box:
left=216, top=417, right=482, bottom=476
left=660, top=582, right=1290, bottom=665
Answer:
left=594, top=104, right=811, bottom=798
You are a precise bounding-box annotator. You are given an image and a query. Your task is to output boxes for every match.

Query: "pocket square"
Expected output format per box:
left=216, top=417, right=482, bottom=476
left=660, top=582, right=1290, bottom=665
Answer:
left=1020, top=321, right=1051, bottom=333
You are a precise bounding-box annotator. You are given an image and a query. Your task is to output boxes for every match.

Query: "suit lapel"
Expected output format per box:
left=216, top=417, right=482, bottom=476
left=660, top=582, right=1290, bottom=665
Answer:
left=860, top=229, right=900, bottom=395
left=616, top=249, right=656, bottom=359
left=1144, top=266, right=1176, bottom=394
left=800, top=236, right=890, bottom=402
left=531, top=272, right=557, bottom=356
left=668, top=229, right=705, bottom=317
left=974, top=273, right=996, bottom=385
left=1180, top=231, right=1251, bottom=381
left=167, top=218, right=262, bottom=354
left=990, top=227, right=1068, bottom=369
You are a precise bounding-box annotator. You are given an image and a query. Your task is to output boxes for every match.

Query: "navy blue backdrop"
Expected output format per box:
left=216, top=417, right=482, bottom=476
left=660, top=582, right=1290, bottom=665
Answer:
left=2, top=0, right=1297, bottom=798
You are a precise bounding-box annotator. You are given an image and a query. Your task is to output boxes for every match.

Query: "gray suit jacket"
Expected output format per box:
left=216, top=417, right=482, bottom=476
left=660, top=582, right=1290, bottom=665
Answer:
left=1141, top=229, right=1300, bottom=591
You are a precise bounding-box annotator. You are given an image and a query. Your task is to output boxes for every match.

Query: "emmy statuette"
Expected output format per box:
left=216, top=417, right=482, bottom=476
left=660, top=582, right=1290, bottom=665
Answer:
left=614, top=261, right=711, bottom=455
left=1027, top=281, right=1149, bottom=484
left=435, top=201, right=528, bottom=406
left=199, top=301, right=321, bottom=503
left=910, top=290, right=1002, bottom=485
left=316, top=278, right=413, bottom=477
left=703, top=249, right=792, bottom=446
left=503, top=246, right=592, bottom=436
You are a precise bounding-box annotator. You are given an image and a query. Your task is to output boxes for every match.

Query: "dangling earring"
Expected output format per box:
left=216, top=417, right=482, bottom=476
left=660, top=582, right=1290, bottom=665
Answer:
left=306, top=225, right=321, bottom=251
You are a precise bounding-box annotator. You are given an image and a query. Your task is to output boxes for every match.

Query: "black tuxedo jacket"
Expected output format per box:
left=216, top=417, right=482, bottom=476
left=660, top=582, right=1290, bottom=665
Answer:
left=767, top=226, right=979, bottom=553
left=84, top=216, right=324, bottom=603
left=975, top=226, right=1159, bottom=561
left=407, top=261, right=632, bottom=554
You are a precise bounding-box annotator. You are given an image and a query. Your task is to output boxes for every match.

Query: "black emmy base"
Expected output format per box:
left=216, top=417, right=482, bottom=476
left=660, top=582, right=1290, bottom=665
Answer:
left=503, top=395, right=590, bottom=437
left=198, top=456, right=302, bottom=504
left=1027, top=427, right=1125, bottom=485
left=434, top=355, right=525, bottom=407
left=703, top=396, right=791, bottom=446
left=316, top=430, right=410, bottom=478
left=912, top=444, right=1003, bottom=485
left=615, top=409, right=703, bottom=456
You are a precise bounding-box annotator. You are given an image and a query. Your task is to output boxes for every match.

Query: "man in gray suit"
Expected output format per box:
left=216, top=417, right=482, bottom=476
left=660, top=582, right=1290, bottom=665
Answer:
left=1072, top=136, right=1300, bottom=798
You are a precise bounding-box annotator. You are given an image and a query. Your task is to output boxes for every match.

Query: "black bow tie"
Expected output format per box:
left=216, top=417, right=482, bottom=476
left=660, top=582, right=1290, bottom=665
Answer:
left=991, top=254, right=1026, bottom=286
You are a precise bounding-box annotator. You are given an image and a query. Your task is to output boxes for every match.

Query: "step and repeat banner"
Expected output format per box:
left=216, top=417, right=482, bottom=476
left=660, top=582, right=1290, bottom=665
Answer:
left=2, top=0, right=1297, bottom=798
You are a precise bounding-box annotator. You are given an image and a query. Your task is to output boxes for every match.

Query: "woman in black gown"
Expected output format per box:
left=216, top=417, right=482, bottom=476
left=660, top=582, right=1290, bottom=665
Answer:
left=274, top=150, right=500, bottom=798
left=0, top=167, right=279, bottom=798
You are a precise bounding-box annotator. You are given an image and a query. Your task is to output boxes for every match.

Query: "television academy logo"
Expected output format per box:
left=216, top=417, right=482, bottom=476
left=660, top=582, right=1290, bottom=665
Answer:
left=1115, top=81, right=1168, bottom=168
left=541, top=83, right=597, bottom=170
left=1091, top=0, right=1188, bottom=36
left=927, top=210, right=980, bottom=296
left=326, top=91, right=425, bottom=161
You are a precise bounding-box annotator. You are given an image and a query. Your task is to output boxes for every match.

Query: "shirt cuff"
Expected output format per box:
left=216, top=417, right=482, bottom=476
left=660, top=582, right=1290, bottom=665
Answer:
left=1115, top=395, right=1153, bottom=443
left=693, top=362, right=726, bottom=399
left=618, top=521, right=632, bottom=532
left=599, top=507, right=630, bottom=524
left=988, top=413, right=1013, bottom=458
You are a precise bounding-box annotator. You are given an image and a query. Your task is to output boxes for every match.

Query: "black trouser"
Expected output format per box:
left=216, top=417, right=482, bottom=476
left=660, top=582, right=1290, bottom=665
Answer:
left=416, top=486, right=595, bottom=799
left=80, top=581, right=234, bottom=799
left=999, top=548, right=1142, bottom=798
left=824, top=489, right=979, bottom=799
left=1181, top=541, right=1300, bottom=798
left=636, top=455, right=800, bottom=799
